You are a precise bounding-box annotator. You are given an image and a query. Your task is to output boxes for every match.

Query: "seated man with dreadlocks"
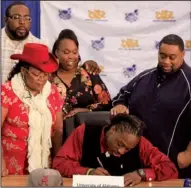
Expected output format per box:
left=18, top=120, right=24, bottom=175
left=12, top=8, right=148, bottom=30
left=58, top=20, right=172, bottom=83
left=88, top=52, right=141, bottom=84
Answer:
left=53, top=114, right=178, bottom=186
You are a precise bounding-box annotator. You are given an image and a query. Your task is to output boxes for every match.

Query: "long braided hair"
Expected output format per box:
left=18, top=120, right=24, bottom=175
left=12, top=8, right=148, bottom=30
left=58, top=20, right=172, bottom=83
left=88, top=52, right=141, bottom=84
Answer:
left=110, top=113, right=145, bottom=137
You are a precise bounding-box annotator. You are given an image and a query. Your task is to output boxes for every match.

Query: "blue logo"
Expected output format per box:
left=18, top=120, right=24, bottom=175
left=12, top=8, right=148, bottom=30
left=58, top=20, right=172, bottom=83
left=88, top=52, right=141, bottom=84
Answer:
left=91, top=37, right=104, bottom=50
left=59, top=8, right=72, bottom=20
left=123, top=64, right=136, bottom=78
left=125, top=9, right=139, bottom=22
left=155, top=41, right=160, bottom=49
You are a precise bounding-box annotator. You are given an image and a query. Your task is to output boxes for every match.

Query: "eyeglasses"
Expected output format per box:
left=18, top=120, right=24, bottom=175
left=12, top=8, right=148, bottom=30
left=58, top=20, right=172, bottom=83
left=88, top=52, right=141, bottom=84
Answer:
left=8, top=14, right=32, bottom=22
left=24, top=68, right=50, bottom=79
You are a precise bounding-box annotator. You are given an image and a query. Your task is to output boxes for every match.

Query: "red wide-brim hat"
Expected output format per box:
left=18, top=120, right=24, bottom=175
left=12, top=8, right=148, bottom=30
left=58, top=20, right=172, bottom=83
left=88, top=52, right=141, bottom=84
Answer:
left=10, top=43, right=58, bottom=73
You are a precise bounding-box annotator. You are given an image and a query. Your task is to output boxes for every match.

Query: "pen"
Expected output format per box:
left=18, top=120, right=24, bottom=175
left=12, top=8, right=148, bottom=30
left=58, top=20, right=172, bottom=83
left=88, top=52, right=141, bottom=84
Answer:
left=97, top=157, right=104, bottom=168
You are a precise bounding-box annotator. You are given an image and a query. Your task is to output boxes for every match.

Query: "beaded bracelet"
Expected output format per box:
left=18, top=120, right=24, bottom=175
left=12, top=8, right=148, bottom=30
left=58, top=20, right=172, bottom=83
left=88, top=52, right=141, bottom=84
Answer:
left=86, top=168, right=94, bottom=175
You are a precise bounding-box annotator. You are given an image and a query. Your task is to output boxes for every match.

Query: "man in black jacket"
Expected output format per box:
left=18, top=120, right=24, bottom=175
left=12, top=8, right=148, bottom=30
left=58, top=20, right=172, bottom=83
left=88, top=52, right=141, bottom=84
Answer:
left=111, top=34, right=191, bottom=178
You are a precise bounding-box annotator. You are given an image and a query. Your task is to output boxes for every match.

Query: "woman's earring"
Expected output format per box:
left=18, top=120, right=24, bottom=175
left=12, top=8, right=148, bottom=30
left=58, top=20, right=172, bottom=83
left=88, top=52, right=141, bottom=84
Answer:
left=78, top=55, right=82, bottom=66
left=78, top=55, right=81, bottom=62
left=22, top=73, right=25, bottom=81
left=22, top=73, right=32, bottom=98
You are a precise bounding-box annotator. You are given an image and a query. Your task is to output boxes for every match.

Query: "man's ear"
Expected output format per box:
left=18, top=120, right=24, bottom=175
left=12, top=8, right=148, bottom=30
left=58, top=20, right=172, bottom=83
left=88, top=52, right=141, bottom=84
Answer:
left=110, top=126, right=116, bottom=133
left=4, top=16, right=8, bottom=25
left=182, top=50, right=185, bottom=57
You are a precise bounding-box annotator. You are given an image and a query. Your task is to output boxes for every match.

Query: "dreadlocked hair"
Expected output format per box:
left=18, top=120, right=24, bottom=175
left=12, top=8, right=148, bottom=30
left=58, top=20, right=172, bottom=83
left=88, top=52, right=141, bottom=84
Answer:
left=110, top=113, right=145, bottom=137
left=7, top=61, right=30, bottom=81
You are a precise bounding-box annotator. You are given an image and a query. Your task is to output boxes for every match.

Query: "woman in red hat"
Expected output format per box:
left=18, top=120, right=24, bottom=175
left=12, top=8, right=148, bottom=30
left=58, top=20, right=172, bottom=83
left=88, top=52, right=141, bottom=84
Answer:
left=1, top=43, right=64, bottom=176
left=50, top=29, right=112, bottom=119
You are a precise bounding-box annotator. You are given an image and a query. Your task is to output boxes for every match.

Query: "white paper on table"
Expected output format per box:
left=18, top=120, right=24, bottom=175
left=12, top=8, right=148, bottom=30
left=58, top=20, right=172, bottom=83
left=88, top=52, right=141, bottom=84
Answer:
left=72, top=175, right=124, bottom=187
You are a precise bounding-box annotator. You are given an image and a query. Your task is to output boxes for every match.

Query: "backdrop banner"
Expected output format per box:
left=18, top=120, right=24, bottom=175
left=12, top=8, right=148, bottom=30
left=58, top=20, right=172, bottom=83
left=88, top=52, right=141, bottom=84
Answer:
left=41, top=1, right=191, bottom=98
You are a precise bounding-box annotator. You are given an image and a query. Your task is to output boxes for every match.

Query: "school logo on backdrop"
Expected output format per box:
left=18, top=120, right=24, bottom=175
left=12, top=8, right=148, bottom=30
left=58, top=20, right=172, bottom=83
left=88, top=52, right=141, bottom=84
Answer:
left=119, top=39, right=141, bottom=50
left=99, top=65, right=107, bottom=76
left=58, top=8, right=72, bottom=20
left=125, top=9, right=139, bottom=22
left=123, top=64, right=137, bottom=78
left=185, top=40, right=191, bottom=51
left=86, top=9, right=107, bottom=21
left=153, top=10, right=176, bottom=22
left=91, top=37, right=105, bottom=50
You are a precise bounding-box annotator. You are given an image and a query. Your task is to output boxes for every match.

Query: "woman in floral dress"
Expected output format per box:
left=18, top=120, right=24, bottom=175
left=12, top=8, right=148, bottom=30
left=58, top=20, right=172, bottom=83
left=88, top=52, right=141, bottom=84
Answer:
left=1, top=43, right=63, bottom=176
left=50, top=29, right=111, bottom=119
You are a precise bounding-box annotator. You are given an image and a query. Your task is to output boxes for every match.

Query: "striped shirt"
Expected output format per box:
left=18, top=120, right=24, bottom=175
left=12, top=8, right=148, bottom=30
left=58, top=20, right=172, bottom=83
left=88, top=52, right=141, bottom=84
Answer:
left=1, top=27, right=46, bottom=83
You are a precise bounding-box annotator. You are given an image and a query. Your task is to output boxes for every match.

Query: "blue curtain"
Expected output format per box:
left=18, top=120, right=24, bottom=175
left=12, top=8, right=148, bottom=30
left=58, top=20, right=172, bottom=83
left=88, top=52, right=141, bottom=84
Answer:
left=1, top=0, right=40, bottom=38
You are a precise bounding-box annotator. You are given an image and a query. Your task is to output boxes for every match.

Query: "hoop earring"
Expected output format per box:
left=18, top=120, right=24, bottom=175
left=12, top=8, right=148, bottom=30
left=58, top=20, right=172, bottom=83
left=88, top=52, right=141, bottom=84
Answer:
left=78, top=55, right=81, bottom=62
left=22, top=73, right=32, bottom=98
left=21, top=73, right=25, bottom=81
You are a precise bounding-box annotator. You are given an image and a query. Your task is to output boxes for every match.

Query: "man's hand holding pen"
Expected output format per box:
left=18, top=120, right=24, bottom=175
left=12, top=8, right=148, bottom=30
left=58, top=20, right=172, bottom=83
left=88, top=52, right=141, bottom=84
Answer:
left=88, top=167, right=110, bottom=175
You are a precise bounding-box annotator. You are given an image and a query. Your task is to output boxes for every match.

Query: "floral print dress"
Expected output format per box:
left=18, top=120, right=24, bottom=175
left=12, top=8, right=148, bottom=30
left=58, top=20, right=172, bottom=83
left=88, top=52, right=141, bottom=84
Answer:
left=1, top=82, right=63, bottom=175
left=49, top=66, right=111, bottom=115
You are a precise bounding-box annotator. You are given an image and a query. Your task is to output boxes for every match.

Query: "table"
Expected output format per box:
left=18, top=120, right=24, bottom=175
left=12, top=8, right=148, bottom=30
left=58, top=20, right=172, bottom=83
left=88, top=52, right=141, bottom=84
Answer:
left=1, top=175, right=184, bottom=187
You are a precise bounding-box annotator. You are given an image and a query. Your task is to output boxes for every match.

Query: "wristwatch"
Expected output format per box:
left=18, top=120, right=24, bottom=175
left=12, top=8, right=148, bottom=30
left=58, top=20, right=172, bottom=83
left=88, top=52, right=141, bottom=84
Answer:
left=137, top=169, right=146, bottom=180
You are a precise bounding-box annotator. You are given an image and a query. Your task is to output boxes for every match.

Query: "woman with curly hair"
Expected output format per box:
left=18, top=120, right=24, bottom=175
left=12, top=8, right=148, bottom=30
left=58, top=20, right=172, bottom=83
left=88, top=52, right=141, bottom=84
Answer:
left=50, top=29, right=112, bottom=119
